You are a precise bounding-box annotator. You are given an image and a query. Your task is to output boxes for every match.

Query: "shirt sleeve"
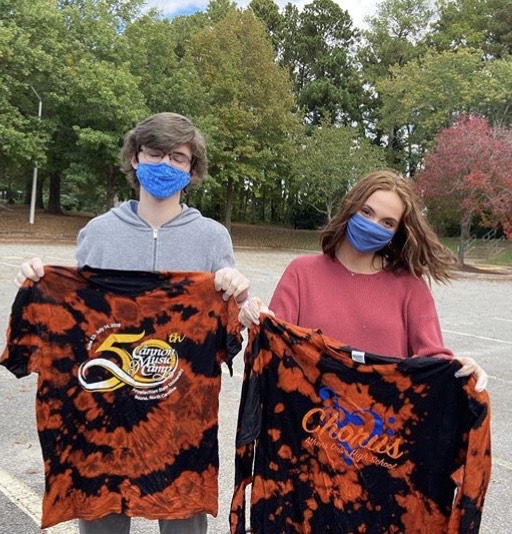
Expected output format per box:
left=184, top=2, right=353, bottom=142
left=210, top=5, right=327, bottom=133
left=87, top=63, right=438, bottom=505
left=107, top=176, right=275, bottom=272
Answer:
left=212, top=227, right=236, bottom=271
left=406, top=278, right=453, bottom=358
left=75, top=225, right=88, bottom=268
left=448, top=383, right=492, bottom=533
left=223, top=295, right=243, bottom=373
left=269, top=260, right=301, bottom=325
left=230, top=323, right=262, bottom=534
left=0, top=282, right=44, bottom=378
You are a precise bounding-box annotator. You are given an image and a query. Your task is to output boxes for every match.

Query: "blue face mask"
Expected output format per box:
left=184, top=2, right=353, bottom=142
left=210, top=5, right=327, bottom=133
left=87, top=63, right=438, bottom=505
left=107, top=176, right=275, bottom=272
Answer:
left=135, top=162, right=190, bottom=200
left=346, top=213, right=395, bottom=253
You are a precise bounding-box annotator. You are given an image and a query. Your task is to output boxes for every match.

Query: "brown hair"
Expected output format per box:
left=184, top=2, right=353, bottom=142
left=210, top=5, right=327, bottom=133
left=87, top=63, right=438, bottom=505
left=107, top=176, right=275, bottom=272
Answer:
left=120, top=112, right=208, bottom=190
left=320, top=170, right=458, bottom=282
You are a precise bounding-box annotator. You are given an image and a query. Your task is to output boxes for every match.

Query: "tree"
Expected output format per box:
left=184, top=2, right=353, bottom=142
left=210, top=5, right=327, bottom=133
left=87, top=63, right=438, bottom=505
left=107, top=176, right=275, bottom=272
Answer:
left=376, top=48, right=512, bottom=175
left=191, top=7, right=298, bottom=230
left=361, top=0, right=434, bottom=80
left=359, top=0, right=434, bottom=167
left=430, top=0, right=489, bottom=52
left=123, top=14, right=209, bottom=117
left=63, top=57, right=148, bottom=209
left=44, top=0, right=147, bottom=213
left=0, top=0, right=65, bottom=205
left=294, top=122, right=388, bottom=221
left=416, top=114, right=512, bottom=263
left=471, top=57, right=512, bottom=127
left=486, top=0, right=512, bottom=58
left=277, top=0, right=364, bottom=126
left=0, top=0, right=150, bottom=213
left=429, top=0, right=512, bottom=59
left=248, top=0, right=284, bottom=54
left=486, top=125, right=512, bottom=237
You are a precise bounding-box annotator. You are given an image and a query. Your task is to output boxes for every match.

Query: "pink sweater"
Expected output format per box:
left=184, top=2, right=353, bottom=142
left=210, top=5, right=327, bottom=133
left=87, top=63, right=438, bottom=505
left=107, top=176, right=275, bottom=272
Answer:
left=269, top=254, right=453, bottom=359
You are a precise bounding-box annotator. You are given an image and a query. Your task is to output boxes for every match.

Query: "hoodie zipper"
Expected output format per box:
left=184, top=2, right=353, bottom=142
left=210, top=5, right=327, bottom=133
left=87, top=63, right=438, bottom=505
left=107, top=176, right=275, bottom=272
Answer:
left=152, top=228, right=158, bottom=270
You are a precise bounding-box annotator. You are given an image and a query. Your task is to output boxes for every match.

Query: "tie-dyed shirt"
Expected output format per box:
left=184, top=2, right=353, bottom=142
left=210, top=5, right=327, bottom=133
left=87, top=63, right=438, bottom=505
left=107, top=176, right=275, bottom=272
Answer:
left=230, top=316, right=491, bottom=534
left=1, top=266, right=242, bottom=528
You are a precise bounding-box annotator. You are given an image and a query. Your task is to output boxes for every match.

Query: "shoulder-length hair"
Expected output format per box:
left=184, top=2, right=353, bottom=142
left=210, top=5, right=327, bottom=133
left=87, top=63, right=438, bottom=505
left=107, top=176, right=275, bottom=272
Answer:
left=320, top=170, right=458, bottom=283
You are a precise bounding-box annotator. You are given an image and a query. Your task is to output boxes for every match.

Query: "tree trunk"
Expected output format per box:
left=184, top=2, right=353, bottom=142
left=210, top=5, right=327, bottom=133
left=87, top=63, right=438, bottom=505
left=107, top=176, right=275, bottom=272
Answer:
left=24, top=177, right=31, bottom=205
left=457, top=234, right=465, bottom=265
left=260, top=191, right=266, bottom=221
left=326, top=198, right=334, bottom=222
left=224, top=176, right=233, bottom=233
left=105, top=165, right=116, bottom=210
left=36, top=176, right=44, bottom=209
left=47, top=172, right=62, bottom=214
left=23, top=173, right=44, bottom=208
left=251, top=191, right=257, bottom=224
left=458, top=214, right=473, bottom=265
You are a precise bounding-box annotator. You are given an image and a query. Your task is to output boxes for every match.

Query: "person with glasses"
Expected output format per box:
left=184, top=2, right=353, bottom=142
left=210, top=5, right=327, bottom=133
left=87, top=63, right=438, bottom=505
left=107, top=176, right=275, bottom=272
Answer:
left=13, top=112, right=250, bottom=534
left=16, top=112, right=249, bottom=298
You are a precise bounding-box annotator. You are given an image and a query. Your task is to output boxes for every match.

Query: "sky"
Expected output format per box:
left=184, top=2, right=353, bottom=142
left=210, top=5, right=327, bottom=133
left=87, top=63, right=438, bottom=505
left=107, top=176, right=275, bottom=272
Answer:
left=144, top=1, right=381, bottom=29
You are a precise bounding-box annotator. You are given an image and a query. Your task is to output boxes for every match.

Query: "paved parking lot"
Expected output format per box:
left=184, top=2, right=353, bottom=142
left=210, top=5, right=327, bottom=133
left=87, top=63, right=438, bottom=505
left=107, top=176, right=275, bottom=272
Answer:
left=0, top=243, right=510, bottom=533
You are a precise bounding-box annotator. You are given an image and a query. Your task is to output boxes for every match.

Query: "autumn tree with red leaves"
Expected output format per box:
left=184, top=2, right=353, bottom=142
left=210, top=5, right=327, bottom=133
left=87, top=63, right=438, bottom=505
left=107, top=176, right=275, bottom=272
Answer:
left=416, top=114, right=512, bottom=264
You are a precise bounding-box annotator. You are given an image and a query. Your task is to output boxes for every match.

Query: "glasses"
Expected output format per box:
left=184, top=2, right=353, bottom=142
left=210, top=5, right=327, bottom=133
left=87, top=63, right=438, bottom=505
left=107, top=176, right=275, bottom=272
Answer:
left=139, top=146, right=193, bottom=166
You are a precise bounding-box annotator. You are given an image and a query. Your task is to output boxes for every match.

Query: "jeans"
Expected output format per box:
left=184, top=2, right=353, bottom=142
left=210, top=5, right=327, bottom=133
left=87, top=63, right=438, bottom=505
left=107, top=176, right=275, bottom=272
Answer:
left=78, top=513, right=208, bottom=534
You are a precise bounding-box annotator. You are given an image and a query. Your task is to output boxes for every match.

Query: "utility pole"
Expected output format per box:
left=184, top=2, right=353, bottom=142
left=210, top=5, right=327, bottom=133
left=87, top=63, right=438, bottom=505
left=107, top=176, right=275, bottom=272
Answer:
left=29, top=86, right=42, bottom=225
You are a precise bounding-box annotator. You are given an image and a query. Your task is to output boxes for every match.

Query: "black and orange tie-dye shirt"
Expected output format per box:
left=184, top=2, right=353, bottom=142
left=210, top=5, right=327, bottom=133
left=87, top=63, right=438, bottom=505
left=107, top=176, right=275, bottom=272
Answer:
left=230, top=316, right=491, bottom=534
left=0, top=266, right=242, bottom=529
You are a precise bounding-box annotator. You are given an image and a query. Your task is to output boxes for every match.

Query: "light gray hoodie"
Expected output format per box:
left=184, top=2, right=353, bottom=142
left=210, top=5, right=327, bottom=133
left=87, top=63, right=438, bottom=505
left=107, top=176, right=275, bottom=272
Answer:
left=76, top=200, right=235, bottom=272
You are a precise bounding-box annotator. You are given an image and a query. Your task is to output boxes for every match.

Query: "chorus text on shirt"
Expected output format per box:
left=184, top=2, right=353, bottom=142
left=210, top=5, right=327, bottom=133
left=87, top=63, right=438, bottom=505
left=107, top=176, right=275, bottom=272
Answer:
left=302, top=386, right=404, bottom=466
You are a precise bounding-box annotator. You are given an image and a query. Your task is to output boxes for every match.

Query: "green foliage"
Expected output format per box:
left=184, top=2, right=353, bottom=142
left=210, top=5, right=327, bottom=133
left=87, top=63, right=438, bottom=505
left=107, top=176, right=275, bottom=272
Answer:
left=362, top=0, right=434, bottom=76
left=293, top=121, right=388, bottom=221
left=190, top=7, right=299, bottom=227
left=376, top=48, right=512, bottom=173
left=275, top=0, right=365, bottom=126
left=429, top=0, right=512, bottom=59
left=248, top=0, right=284, bottom=53
left=359, top=0, right=435, bottom=152
left=123, top=16, right=208, bottom=116
left=1, top=0, right=512, bottom=239
left=486, top=0, right=512, bottom=58
left=0, top=0, right=63, bottom=171
left=430, top=0, right=512, bottom=58
left=431, top=0, right=489, bottom=52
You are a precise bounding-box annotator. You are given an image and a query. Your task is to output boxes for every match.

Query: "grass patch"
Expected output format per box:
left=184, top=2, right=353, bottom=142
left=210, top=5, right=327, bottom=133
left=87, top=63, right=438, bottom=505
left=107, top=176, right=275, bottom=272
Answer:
left=231, top=223, right=321, bottom=251
left=441, top=237, right=460, bottom=254
left=233, top=227, right=512, bottom=267
left=1, top=207, right=510, bottom=267
left=441, top=237, right=512, bottom=265
left=488, top=246, right=512, bottom=265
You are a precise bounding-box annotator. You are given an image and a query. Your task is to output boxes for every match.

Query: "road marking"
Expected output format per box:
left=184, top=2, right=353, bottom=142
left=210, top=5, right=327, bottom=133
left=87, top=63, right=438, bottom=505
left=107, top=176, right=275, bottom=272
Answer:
left=0, top=260, right=21, bottom=268
left=0, top=258, right=73, bottom=267
left=494, top=317, right=512, bottom=323
left=443, top=329, right=512, bottom=345
left=493, top=458, right=512, bottom=471
left=487, top=375, right=512, bottom=385
left=0, top=467, right=79, bottom=533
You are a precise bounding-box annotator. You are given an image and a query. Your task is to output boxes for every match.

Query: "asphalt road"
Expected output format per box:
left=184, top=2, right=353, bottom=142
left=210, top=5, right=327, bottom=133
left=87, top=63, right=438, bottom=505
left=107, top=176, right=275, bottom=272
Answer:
left=0, top=244, right=510, bottom=534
